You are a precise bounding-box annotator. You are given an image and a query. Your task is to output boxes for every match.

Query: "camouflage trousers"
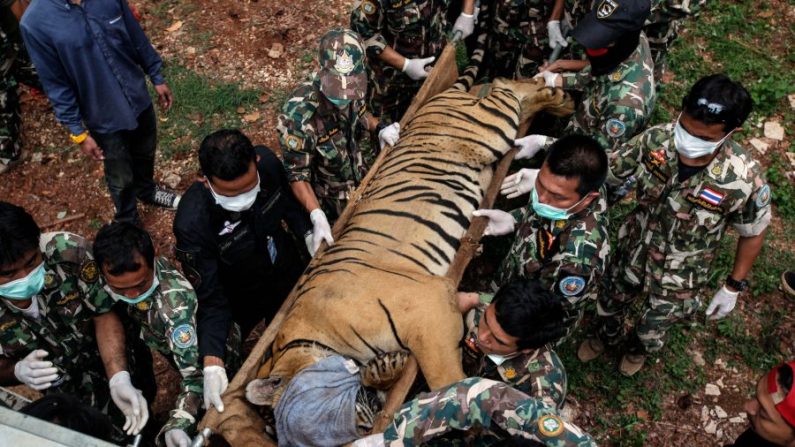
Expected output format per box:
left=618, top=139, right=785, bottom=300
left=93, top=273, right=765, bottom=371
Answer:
left=318, top=196, right=348, bottom=226
left=369, top=63, right=425, bottom=124
left=0, top=82, right=21, bottom=173
left=479, top=33, right=548, bottom=81
left=644, top=0, right=708, bottom=80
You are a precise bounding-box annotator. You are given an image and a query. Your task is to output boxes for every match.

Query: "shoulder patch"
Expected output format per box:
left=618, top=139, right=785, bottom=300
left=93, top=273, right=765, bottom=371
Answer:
left=361, top=0, right=376, bottom=15
left=171, top=323, right=197, bottom=349
left=756, top=184, right=771, bottom=208
left=559, top=276, right=586, bottom=297
left=79, top=260, right=99, bottom=284
left=610, top=70, right=623, bottom=82
left=538, top=414, right=565, bottom=437
left=711, top=165, right=722, bottom=176
left=605, top=118, right=626, bottom=138
left=284, top=134, right=304, bottom=151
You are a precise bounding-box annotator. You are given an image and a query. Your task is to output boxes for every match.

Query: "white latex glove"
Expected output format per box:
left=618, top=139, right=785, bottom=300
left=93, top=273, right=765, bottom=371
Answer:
left=304, top=231, right=314, bottom=256
left=14, top=349, right=59, bottom=391
left=500, top=169, right=539, bottom=199
left=472, top=209, right=516, bottom=236
left=353, top=433, right=386, bottom=447
left=203, top=365, right=229, bottom=413
left=165, top=428, right=191, bottom=447
left=534, top=70, right=560, bottom=88
left=310, top=208, right=334, bottom=254
left=378, top=122, right=400, bottom=149
left=547, top=20, right=568, bottom=50
left=402, top=56, right=436, bottom=80
left=109, top=371, right=149, bottom=435
left=452, top=12, right=475, bottom=39
left=705, top=285, right=739, bottom=320
left=513, top=135, right=548, bottom=160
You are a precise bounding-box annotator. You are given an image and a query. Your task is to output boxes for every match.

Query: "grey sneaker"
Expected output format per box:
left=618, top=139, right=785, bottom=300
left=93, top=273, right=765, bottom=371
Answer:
left=619, top=353, right=647, bottom=377
left=577, top=338, right=605, bottom=363
left=150, top=187, right=181, bottom=210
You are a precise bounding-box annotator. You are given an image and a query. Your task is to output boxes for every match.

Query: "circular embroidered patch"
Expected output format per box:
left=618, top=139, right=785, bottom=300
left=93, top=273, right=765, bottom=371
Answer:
left=503, top=367, right=517, bottom=380
left=538, top=414, right=565, bottom=437
left=756, top=184, right=771, bottom=208
left=605, top=118, right=626, bottom=138
left=44, top=272, right=57, bottom=289
left=559, top=276, right=586, bottom=297
left=361, top=0, right=376, bottom=14
left=285, top=134, right=302, bottom=150
left=79, top=260, right=99, bottom=284
left=171, top=324, right=197, bottom=349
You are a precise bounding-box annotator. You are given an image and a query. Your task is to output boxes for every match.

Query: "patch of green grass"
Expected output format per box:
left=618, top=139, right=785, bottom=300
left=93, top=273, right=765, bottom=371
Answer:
left=703, top=310, right=782, bottom=372
left=767, top=160, right=795, bottom=221
left=150, top=64, right=261, bottom=157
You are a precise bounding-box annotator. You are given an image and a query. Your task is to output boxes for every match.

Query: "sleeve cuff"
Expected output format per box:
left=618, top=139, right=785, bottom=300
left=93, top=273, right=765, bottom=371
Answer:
left=67, top=124, right=87, bottom=137
left=150, top=73, right=166, bottom=85
left=478, top=293, right=494, bottom=305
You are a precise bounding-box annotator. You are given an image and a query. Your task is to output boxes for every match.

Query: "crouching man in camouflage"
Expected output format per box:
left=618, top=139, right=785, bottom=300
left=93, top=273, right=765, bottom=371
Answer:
left=353, top=377, right=595, bottom=446
left=0, top=201, right=150, bottom=441
left=93, top=222, right=241, bottom=447
left=579, top=74, right=771, bottom=376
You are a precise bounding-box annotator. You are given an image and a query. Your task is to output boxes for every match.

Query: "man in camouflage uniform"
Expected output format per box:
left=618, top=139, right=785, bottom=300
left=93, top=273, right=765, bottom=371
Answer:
left=470, top=0, right=565, bottom=81
left=353, top=377, right=595, bottom=446
left=0, top=201, right=151, bottom=441
left=280, top=29, right=401, bottom=252
left=474, top=135, right=609, bottom=337
left=0, top=0, right=39, bottom=174
left=93, top=222, right=242, bottom=447
left=350, top=0, right=476, bottom=123
left=645, top=0, right=708, bottom=80
left=578, top=75, right=771, bottom=376
left=458, top=280, right=567, bottom=410
left=533, top=0, right=655, bottom=153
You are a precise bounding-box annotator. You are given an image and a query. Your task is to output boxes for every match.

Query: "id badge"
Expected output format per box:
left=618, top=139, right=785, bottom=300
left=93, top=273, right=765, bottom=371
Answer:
left=267, top=236, right=277, bottom=264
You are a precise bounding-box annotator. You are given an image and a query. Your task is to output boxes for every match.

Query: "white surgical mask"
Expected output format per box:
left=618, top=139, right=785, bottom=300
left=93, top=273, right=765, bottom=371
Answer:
left=208, top=173, right=261, bottom=212
left=673, top=117, right=732, bottom=159
left=487, top=353, right=510, bottom=366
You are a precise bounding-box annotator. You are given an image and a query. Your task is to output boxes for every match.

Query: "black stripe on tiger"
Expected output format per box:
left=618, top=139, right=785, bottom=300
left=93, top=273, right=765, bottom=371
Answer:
left=356, top=209, right=461, bottom=252
left=378, top=299, right=409, bottom=351
left=386, top=248, right=435, bottom=275
left=410, top=242, right=444, bottom=266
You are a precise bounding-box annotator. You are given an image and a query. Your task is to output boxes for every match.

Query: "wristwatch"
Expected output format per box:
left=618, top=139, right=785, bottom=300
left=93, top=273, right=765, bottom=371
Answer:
left=725, top=275, right=749, bottom=292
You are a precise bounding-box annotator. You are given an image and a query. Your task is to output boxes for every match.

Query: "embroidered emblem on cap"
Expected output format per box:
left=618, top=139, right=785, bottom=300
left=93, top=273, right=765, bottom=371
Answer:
left=596, top=0, right=620, bottom=19
left=559, top=276, right=586, bottom=296
left=538, top=414, right=565, bottom=437
left=756, top=184, right=771, bottom=208
left=171, top=324, right=196, bottom=349
left=605, top=118, right=626, bottom=138
left=335, top=50, right=355, bottom=75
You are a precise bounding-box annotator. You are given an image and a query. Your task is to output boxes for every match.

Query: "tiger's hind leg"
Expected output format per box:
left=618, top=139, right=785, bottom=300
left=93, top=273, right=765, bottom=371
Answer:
left=361, top=350, right=410, bottom=390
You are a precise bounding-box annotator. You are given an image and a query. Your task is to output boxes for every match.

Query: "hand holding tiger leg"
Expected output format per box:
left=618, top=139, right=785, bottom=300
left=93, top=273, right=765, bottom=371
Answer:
left=378, top=123, right=400, bottom=149
left=500, top=169, right=539, bottom=199
left=472, top=209, right=516, bottom=236
left=310, top=209, right=334, bottom=255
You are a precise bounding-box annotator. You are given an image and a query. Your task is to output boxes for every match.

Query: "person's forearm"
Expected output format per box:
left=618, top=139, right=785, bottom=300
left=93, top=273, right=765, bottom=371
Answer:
left=94, top=312, right=128, bottom=378
left=290, top=181, right=321, bottom=213
left=729, top=231, right=766, bottom=288
left=461, top=0, right=475, bottom=14
left=203, top=355, right=224, bottom=368
left=0, top=358, right=19, bottom=385
left=366, top=113, right=380, bottom=132
left=378, top=46, right=406, bottom=71
left=549, top=0, right=564, bottom=21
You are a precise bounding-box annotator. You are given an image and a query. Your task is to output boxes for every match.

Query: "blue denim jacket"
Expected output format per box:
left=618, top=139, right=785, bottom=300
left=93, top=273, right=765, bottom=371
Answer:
left=21, top=0, right=164, bottom=135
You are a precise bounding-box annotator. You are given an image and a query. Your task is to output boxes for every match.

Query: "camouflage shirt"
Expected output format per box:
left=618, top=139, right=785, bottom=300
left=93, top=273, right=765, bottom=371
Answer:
left=350, top=0, right=450, bottom=60
left=0, top=232, right=113, bottom=400
left=382, top=377, right=596, bottom=446
left=495, top=191, right=609, bottom=330
left=559, top=33, right=656, bottom=152
left=279, top=76, right=375, bottom=202
left=461, top=295, right=566, bottom=409
left=608, top=123, right=772, bottom=296
left=115, top=256, right=202, bottom=438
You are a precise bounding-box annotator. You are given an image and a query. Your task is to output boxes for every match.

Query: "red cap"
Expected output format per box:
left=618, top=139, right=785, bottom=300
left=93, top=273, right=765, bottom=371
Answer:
left=767, top=361, right=795, bottom=427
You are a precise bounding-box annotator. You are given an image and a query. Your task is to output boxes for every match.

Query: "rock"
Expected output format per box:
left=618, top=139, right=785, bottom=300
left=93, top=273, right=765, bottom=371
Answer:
left=717, top=429, right=724, bottom=439
left=186, top=47, right=197, bottom=55
left=716, top=377, right=725, bottom=388
left=166, top=21, right=183, bottom=33
left=705, top=383, right=721, bottom=396
left=749, top=138, right=770, bottom=154
left=243, top=111, right=261, bottom=122
left=56, top=211, right=67, bottom=219
left=704, top=420, right=718, bottom=434
left=788, top=93, right=795, bottom=110
left=691, top=351, right=706, bottom=367
left=764, top=121, right=785, bottom=140
left=729, top=416, right=745, bottom=424
left=786, top=152, right=795, bottom=169
left=31, top=152, right=43, bottom=163
left=163, top=172, right=181, bottom=190
left=714, top=406, right=728, bottom=419
left=268, top=43, right=284, bottom=59
left=715, top=358, right=725, bottom=369
left=701, top=405, right=710, bottom=423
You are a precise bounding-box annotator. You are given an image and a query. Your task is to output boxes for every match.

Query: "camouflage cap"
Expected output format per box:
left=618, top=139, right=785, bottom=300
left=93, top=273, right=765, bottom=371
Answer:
left=573, top=0, right=651, bottom=49
left=318, top=28, right=368, bottom=101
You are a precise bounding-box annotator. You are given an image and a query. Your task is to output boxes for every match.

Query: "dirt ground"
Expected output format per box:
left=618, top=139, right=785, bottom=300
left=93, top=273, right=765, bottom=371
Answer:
left=2, top=0, right=794, bottom=446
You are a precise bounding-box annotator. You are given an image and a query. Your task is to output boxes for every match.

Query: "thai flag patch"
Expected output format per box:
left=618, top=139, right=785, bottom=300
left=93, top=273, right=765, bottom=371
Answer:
left=699, top=187, right=724, bottom=206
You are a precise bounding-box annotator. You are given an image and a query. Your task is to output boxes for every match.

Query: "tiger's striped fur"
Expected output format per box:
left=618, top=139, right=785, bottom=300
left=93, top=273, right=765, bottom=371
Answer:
left=246, top=77, right=574, bottom=410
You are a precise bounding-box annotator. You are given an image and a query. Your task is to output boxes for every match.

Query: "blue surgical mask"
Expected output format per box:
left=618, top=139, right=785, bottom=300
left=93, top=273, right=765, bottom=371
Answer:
left=108, top=275, right=160, bottom=304
left=531, top=188, right=588, bottom=221
left=0, top=262, right=46, bottom=300
left=327, top=96, right=351, bottom=109
left=673, top=116, right=733, bottom=159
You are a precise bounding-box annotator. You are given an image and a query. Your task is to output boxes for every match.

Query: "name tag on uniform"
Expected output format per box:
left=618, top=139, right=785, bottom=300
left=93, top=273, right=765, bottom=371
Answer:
left=267, top=236, right=277, bottom=264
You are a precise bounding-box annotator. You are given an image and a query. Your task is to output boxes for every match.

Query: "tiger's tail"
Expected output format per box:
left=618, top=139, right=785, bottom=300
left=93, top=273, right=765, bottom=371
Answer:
left=452, top=33, right=486, bottom=92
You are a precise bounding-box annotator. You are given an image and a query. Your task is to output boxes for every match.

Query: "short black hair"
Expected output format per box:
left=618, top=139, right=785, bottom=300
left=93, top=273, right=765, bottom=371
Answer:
left=199, top=129, right=256, bottom=181
left=0, top=201, right=41, bottom=268
left=492, top=280, right=566, bottom=350
left=93, top=222, right=155, bottom=276
left=21, top=393, right=113, bottom=442
left=682, top=74, right=752, bottom=132
left=545, top=134, right=607, bottom=197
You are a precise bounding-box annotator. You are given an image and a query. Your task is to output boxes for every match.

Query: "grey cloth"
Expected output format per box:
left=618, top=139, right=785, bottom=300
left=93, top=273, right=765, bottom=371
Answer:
left=275, top=355, right=362, bottom=447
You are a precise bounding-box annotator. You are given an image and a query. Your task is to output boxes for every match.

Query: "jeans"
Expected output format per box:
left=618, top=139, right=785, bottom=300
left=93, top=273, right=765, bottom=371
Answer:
left=92, top=105, right=157, bottom=223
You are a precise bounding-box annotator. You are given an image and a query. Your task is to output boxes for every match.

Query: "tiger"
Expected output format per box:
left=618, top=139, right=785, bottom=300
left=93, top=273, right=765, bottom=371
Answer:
left=245, top=77, right=574, bottom=422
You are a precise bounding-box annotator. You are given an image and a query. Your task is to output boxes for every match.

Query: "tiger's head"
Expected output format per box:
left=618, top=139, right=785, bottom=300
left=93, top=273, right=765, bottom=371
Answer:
left=492, top=77, right=575, bottom=125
